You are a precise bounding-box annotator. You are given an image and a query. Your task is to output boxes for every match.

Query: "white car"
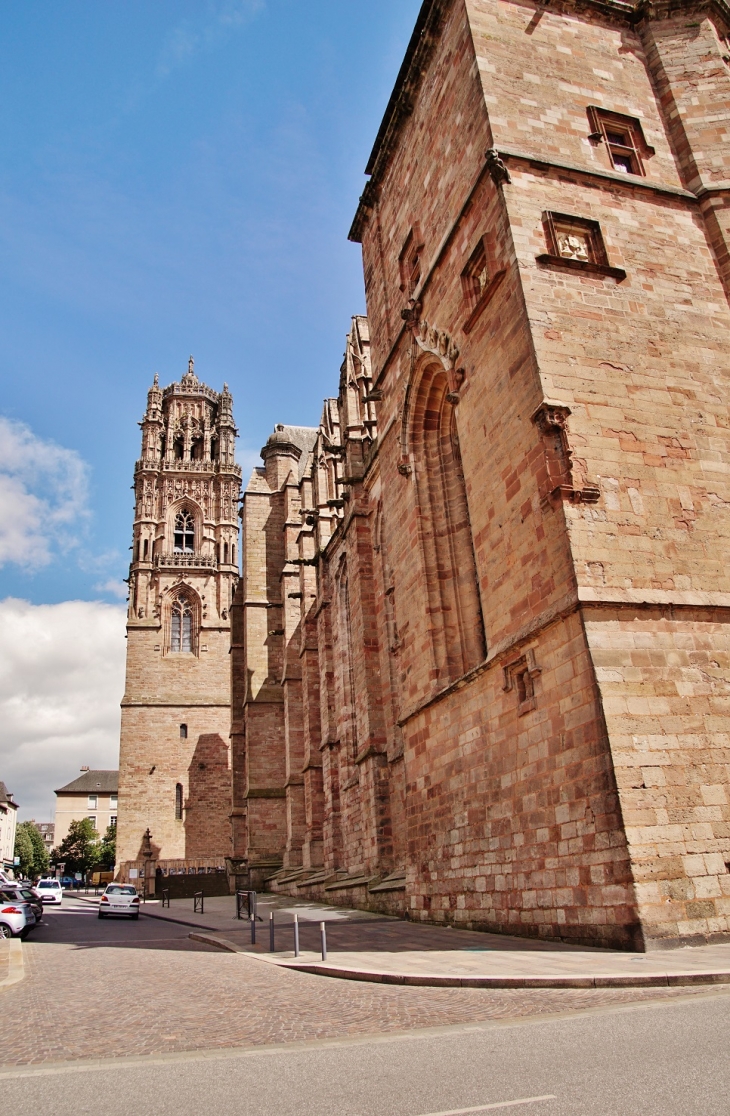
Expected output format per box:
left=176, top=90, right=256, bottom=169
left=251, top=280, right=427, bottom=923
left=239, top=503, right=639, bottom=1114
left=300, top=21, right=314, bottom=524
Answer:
left=36, top=879, right=63, bottom=905
left=0, top=888, right=37, bottom=938
left=98, top=884, right=140, bottom=919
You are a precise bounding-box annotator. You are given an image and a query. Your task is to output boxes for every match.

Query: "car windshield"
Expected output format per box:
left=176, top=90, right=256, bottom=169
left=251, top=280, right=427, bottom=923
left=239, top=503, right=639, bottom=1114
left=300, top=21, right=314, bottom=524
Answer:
left=38, top=881, right=59, bottom=889
left=105, top=886, right=137, bottom=895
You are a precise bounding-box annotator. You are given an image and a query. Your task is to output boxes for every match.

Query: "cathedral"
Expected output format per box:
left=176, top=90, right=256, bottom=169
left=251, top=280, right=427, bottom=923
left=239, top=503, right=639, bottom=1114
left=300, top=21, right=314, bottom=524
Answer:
left=118, top=0, right=730, bottom=950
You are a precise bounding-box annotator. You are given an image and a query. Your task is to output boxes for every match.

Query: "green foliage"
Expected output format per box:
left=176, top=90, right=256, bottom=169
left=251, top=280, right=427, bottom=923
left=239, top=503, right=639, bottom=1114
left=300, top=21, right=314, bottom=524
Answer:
left=95, top=824, right=116, bottom=869
left=13, top=824, right=36, bottom=878
left=25, top=823, right=50, bottom=877
left=14, top=821, right=50, bottom=879
left=51, top=817, right=100, bottom=876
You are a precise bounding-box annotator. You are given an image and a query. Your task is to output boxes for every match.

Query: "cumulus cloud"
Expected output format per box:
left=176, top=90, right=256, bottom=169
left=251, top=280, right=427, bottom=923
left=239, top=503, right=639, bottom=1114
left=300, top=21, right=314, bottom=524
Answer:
left=156, top=0, right=265, bottom=79
left=0, top=598, right=126, bottom=822
left=0, top=416, right=90, bottom=570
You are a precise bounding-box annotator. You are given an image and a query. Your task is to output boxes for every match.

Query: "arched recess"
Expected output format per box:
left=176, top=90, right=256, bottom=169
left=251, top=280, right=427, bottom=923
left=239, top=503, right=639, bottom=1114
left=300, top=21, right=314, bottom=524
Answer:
left=163, top=583, right=202, bottom=656
left=411, top=360, right=486, bottom=685
left=165, top=498, right=203, bottom=556
left=333, top=556, right=358, bottom=764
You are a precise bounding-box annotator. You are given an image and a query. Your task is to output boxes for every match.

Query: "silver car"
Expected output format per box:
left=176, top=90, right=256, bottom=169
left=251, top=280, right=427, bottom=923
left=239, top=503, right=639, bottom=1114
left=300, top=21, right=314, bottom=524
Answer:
left=0, top=888, right=37, bottom=938
left=98, top=884, right=140, bottom=919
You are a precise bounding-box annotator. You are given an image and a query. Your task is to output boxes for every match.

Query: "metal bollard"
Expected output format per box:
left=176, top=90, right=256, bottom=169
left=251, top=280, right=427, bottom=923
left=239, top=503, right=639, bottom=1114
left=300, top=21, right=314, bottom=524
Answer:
left=320, top=920, right=327, bottom=961
left=293, top=912, right=300, bottom=957
left=250, top=914, right=256, bottom=945
left=269, top=911, right=275, bottom=952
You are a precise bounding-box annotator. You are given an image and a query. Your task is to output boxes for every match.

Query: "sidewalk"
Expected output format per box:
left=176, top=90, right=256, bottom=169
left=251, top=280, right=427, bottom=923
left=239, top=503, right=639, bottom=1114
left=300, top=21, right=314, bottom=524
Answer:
left=113, top=891, right=730, bottom=990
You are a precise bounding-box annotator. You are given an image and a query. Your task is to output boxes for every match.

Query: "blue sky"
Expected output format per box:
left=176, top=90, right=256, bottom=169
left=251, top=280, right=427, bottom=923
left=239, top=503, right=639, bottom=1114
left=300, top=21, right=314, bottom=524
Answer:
left=0, top=0, right=421, bottom=607
left=0, top=0, right=423, bottom=819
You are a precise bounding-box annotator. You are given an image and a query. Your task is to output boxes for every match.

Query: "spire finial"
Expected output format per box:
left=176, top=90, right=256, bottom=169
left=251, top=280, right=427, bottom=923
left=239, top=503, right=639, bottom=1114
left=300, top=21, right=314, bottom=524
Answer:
left=188, top=355, right=194, bottom=376
left=153, top=373, right=159, bottom=386
left=223, top=382, right=229, bottom=392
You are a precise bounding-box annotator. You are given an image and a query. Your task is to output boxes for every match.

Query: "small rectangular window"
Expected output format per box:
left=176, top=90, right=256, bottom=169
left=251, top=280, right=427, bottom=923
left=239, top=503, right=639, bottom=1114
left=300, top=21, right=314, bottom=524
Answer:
left=87, top=816, right=96, bottom=827
left=110, top=816, right=117, bottom=828
left=587, top=107, right=652, bottom=177
left=175, top=783, right=183, bottom=820
left=398, top=227, right=424, bottom=295
left=461, top=238, right=490, bottom=309
left=110, top=794, right=118, bottom=807
left=88, top=795, right=98, bottom=809
left=180, top=724, right=188, bottom=739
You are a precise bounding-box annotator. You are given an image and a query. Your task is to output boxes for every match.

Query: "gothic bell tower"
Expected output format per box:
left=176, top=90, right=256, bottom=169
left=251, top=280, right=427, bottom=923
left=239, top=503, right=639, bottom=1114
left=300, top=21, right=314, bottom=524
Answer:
left=116, top=358, right=241, bottom=877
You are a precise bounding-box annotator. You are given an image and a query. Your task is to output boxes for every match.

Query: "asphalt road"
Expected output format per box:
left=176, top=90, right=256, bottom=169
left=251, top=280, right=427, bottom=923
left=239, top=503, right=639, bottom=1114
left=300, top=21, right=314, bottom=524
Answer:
left=4, top=898, right=729, bottom=1115
left=24, top=894, right=215, bottom=949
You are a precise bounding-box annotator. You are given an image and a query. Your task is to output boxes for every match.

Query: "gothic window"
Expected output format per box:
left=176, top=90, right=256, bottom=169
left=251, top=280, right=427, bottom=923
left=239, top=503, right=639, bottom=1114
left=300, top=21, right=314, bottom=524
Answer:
left=180, top=724, right=188, bottom=739
left=412, top=364, right=486, bottom=685
left=223, top=542, right=228, bottom=564
left=170, top=596, right=194, bottom=652
left=142, top=538, right=149, bottom=561
left=175, top=783, right=183, bottom=820
left=210, top=437, right=218, bottom=460
left=173, top=436, right=184, bottom=460
left=191, top=438, right=204, bottom=460
left=173, top=511, right=195, bottom=554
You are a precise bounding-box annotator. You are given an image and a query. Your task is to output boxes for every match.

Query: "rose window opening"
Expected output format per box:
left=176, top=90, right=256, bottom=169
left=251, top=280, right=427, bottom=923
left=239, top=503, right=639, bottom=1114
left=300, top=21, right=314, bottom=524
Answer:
left=173, top=511, right=195, bottom=554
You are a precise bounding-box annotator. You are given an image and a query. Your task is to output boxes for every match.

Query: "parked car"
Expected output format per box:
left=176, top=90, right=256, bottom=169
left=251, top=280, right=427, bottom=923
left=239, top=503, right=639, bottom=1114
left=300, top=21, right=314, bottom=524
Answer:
left=98, top=884, right=140, bottom=919
left=36, top=879, right=63, bottom=905
left=2, top=885, right=42, bottom=924
left=59, top=877, right=76, bottom=889
left=0, top=888, right=37, bottom=938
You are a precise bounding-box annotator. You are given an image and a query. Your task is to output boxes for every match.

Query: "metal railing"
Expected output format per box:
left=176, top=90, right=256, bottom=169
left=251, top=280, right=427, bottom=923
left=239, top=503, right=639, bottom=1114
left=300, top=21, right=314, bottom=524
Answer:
left=194, top=891, right=204, bottom=914
left=236, top=890, right=258, bottom=921
left=161, top=889, right=170, bottom=908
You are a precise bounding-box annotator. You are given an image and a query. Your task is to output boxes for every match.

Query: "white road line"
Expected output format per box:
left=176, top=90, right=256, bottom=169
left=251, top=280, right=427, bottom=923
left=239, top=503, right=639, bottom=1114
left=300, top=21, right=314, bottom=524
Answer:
left=415, top=1098, right=556, bottom=1116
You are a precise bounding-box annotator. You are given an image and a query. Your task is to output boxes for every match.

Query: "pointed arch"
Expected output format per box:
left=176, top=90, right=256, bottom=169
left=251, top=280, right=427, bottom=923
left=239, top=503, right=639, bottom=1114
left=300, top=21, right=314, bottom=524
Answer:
left=165, top=498, right=202, bottom=556
left=163, top=583, right=201, bottom=656
left=410, top=359, right=486, bottom=685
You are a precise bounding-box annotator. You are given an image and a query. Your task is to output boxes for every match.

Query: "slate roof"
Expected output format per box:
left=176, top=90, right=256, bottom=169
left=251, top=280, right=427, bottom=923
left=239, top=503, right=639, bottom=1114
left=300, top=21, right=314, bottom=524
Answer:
left=55, top=770, right=119, bottom=795
left=0, top=781, right=17, bottom=808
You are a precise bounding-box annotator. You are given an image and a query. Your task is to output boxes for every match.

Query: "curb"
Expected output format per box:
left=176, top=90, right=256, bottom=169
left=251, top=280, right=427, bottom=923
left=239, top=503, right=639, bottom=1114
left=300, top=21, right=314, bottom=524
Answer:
left=189, top=932, right=245, bottom=953
left=275, top=961, right=730, bottom=990
left=0, top=940, right=25, bottom=991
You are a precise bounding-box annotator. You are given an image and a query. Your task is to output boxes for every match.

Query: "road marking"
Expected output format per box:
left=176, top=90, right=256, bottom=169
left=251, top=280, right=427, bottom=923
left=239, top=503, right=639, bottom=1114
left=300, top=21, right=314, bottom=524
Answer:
left=415, top=1099, right=556, bottom=1116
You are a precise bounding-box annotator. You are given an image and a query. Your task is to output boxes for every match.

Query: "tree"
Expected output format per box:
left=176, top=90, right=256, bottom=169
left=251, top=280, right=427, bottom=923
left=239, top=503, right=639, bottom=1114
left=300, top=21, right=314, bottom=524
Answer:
left=14, top=821, right=50, bottom=879
left=51, top=818, right=99, bottom=877
left=25, top=823, right=50, bottom=878
left=13, top=825, right=35, bottom=878
left=94, top=824, right=116, bottom=870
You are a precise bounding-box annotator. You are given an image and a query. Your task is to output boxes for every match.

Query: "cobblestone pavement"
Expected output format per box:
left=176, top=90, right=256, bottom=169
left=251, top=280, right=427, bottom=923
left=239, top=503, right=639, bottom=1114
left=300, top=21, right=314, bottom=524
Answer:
left=0, top=902, right=724, bottom=1067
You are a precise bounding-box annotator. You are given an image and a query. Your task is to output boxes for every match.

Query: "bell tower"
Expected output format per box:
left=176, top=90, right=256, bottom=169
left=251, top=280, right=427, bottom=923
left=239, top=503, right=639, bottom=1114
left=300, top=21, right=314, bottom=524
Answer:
left=116, top=358, right=241, bottom=877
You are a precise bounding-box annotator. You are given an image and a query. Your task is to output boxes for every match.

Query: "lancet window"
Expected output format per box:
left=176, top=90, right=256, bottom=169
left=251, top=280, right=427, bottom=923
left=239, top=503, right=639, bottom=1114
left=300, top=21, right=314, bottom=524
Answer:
left=173, top=511, right=195, bottom=554
left=170, top=596, right=194, bottom=653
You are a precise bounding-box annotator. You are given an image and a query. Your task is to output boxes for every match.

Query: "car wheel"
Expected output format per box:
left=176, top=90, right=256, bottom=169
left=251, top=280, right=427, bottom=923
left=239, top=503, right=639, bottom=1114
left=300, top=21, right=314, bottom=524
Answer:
left=132, top=912, right=139, bottom=920
left=98, top=912, right=105, bottom=919
left=0, top=924, right=11, bottom=939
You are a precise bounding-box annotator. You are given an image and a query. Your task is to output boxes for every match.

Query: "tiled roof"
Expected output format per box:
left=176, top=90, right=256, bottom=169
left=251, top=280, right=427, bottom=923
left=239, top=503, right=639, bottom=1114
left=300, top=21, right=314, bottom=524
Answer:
left=55, top=770, right=119, bottom=794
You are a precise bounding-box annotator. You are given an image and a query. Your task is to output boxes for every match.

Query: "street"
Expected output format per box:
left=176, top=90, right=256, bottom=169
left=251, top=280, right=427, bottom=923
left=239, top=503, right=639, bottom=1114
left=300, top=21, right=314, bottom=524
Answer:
left=1, top=898, right=729, bottom=1115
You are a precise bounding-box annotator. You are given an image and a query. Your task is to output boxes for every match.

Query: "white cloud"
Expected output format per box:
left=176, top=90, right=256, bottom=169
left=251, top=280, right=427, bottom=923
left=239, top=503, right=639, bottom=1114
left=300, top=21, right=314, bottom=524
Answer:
left=0, top=416, right=90, bottom=570
left=0, top=598, right=126, bottom=823
left=156, top=0, right=265, bottom=79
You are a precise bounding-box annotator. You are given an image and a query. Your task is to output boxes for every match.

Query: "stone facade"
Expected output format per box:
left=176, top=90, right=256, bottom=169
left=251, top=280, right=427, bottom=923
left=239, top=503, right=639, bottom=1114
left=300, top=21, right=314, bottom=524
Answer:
left=231, top=0, right=730, bottom=949
left=116, top=360, right=240, bottom=871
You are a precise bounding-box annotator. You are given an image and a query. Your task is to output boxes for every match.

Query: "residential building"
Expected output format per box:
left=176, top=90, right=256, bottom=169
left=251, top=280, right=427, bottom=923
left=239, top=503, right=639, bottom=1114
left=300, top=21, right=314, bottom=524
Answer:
left=54, top=769, right=118, bottom=848
left=0, top=782, right=19, bottom=874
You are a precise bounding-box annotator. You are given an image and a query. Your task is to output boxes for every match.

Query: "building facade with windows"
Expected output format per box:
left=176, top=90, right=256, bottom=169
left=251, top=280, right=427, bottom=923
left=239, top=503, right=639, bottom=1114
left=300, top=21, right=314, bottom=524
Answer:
left=0, top=782, right=19, bottom=874
left=231, top=0, right=730, bottom=950
left=54, top=769, right=117, bottom=848
left=115, top=359, right=240, bottom=875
